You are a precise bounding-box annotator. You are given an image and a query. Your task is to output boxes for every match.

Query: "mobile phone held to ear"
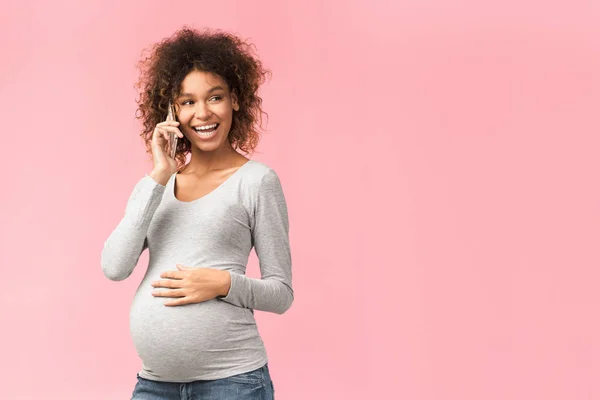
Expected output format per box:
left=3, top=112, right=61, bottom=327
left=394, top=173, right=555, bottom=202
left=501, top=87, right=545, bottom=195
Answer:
left=167, top=101, right=178, bottom=159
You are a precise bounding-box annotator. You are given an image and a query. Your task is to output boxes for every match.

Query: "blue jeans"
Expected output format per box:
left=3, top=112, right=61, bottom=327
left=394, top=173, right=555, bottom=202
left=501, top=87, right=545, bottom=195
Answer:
left=131, top=363, right=274, bottom=400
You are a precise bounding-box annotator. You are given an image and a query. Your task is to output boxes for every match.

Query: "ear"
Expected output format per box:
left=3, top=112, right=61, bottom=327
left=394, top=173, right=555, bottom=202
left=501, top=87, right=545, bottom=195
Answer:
left=231, top=89, right=240, bottom=112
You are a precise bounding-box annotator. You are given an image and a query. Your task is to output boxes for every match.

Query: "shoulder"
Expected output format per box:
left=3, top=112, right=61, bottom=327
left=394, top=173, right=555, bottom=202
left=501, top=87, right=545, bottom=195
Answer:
left=242, top=160, right=283, bottom=189
left=239, top=160, right=286, bottom=209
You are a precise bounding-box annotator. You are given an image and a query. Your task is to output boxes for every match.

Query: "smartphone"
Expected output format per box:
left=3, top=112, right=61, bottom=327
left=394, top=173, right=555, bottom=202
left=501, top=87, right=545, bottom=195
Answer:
left=166, top=101, right=178, bottom=159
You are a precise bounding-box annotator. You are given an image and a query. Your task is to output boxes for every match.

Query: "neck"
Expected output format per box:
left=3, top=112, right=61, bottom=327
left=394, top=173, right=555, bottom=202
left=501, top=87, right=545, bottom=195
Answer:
left=184, top=142, right=240, bottom=175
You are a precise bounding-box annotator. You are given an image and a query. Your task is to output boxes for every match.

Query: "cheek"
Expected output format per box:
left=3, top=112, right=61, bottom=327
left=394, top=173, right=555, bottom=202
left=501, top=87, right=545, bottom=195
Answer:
left=217, top=109, right=234, bottom=124
left=176, top=114, right=193, bottom=127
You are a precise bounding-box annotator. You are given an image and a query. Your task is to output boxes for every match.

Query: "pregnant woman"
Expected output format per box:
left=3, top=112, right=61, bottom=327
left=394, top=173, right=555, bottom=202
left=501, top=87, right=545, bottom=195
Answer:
left=101, top=27, right=293, bottom=400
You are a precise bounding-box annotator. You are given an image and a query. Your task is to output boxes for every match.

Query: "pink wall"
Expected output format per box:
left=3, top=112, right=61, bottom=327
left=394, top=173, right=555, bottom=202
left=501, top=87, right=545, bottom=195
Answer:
left=1, top=0, right=600, bottom=398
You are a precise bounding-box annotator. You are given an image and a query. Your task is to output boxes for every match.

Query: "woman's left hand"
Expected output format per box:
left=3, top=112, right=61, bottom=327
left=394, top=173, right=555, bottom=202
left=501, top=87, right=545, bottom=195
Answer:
left=151, top=264, right=231, bottom=306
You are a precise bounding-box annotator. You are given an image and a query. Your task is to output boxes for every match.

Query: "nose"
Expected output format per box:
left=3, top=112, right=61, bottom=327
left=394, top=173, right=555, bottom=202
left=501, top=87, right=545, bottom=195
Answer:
left=193, top=102, right=212, bottom=120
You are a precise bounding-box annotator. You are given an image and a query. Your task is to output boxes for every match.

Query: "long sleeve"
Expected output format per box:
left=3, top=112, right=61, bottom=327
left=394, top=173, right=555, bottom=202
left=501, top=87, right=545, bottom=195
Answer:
left=101, top=175, right=166, bottom=281
left=219, top=169, right=294, bottom=314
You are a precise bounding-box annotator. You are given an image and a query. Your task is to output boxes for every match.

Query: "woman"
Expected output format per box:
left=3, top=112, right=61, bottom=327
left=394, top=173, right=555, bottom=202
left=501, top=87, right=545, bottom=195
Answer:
left=101, top=26, right=293, bottom=400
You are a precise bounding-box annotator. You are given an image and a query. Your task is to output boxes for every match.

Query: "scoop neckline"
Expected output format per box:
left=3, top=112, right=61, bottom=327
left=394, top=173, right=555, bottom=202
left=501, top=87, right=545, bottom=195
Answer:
left=170, top=159, right=253, bottom=204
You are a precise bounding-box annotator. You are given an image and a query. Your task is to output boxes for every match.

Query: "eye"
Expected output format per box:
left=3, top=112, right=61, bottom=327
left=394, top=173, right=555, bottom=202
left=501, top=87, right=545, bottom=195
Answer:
left=210, top=96, right=222, bottom=102
left=182, top=100, right=194, bottom=105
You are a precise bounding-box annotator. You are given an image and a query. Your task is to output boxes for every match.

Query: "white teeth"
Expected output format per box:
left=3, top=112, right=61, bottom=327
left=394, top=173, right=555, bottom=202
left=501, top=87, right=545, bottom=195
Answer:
left=197, top=130, right=215, bottom=137
left=194, top=123, right=218, bottom=131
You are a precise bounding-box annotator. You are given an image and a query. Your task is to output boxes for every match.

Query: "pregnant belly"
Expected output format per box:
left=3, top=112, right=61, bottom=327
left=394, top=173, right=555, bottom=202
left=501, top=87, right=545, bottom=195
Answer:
left=129, top=285, right=263, bottom=378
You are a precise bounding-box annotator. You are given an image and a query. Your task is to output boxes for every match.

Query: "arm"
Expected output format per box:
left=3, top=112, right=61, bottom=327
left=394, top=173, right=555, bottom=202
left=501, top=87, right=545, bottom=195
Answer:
left=100, top=174, right=166, bottom=281
left=219, top=169, right=294, bottom=314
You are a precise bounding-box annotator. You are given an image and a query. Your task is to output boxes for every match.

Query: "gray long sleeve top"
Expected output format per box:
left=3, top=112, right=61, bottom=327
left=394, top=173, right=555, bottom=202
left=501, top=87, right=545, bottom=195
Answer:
left=100, top=160, right=293, bottom=382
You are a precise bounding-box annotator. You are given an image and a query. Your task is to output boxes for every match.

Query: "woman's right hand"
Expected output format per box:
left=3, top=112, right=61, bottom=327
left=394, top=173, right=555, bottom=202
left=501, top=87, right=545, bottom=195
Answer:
left=150, top=120, right=184, bottom=184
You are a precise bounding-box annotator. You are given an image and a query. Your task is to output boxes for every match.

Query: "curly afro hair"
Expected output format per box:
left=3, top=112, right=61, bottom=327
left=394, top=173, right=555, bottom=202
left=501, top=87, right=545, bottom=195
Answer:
left=134, top=26, right=272, bottom=169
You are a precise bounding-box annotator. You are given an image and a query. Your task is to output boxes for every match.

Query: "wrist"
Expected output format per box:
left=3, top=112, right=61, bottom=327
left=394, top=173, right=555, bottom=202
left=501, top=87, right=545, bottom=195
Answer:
left=219, top=270, right=232, bottom=297
left=149, top=169, right=171, bottom=186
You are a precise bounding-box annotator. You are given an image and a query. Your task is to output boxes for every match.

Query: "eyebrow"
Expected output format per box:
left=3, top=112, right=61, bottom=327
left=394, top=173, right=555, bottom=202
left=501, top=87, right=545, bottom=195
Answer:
left=177, top=86, right=226, bottom=98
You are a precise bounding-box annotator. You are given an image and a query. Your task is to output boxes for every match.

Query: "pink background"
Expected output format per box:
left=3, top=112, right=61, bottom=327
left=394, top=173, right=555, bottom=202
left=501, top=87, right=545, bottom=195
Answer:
left=1, top=0, right=600, bottom=399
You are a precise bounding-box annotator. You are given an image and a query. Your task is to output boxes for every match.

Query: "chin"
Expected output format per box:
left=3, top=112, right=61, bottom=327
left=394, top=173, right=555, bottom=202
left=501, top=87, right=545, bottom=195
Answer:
left=193, top=138, right=229, bottom=153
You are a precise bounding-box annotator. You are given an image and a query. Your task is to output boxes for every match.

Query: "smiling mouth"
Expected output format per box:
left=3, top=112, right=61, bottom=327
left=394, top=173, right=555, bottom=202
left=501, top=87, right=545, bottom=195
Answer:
left=192, top=123, right=220, bottom=138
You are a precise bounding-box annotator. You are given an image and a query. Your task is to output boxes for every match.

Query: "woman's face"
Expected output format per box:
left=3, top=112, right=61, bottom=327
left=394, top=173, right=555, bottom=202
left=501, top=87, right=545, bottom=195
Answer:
left=175, top=69, right=239, bottom=153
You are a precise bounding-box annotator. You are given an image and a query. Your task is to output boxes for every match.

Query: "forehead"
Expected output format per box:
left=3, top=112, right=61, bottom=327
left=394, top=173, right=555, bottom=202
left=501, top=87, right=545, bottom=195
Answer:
left=178, top=70, right=228, bottom=94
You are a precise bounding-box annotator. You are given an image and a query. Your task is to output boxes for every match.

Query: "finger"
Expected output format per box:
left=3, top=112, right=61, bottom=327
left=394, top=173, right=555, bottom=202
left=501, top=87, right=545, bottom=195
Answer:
left=160, top=270, right=185, bottom=280
left=157, top=126, right=184, bottom=139
left=152, top=289, right=185, bottom=298
left=155, top=127, right=171, bottom=141
left=155, top=129, right=178, bottom=147
left=160, top=128, right=171, bottom=141
left=176, top=264, right=191, bottom=270
left=151, top=279, right=182, bottom=288
left=152, top=128, right=168, bottom=144
left=157, top=121, right=180, bottom=127
left=164, top=297, right=191, bottom=307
